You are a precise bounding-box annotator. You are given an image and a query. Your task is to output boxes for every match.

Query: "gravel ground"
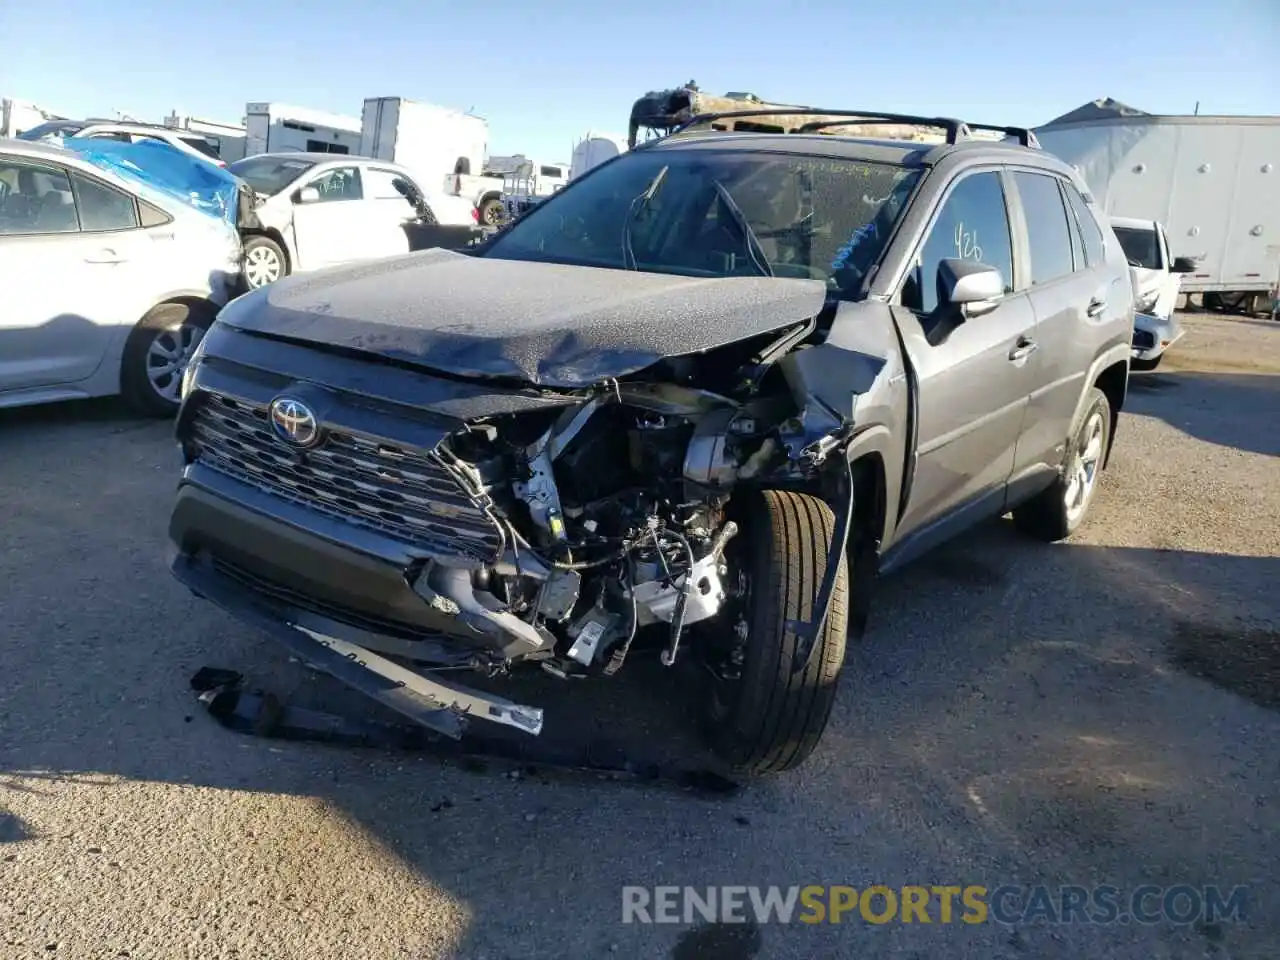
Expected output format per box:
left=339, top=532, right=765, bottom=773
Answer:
left=1, top=312, right=1277, bottom=960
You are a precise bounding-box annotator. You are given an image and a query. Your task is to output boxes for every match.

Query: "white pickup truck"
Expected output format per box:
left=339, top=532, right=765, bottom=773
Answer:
left=445, top=158, right=568, bottom=226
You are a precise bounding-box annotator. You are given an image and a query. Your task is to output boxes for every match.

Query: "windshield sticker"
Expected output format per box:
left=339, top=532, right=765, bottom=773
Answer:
left=830, top=220, right=878, bottom=271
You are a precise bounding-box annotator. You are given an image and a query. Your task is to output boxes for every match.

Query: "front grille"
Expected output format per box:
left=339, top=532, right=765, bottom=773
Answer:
left=1132, top=329, right=1156, bottom=350
left=190, top=392, right=504, bottom=563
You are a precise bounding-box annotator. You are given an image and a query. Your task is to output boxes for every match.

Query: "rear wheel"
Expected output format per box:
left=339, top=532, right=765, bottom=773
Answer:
left=703, top=489, right=849, bottom=775
left=1012, top=387, right=1111, bottom=541
left=120, top=300, right=214, bottom=417
left=478, top=196, right=505, bottom=227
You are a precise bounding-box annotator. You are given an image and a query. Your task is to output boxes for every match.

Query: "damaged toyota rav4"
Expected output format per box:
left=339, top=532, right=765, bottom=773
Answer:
left=168, top=110, right=1134, bottom=774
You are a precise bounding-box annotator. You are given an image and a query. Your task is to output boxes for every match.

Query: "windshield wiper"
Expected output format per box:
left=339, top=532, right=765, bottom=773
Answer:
left=712, top=180, right=774, bottom=278
left=621, top=165, right=669, bottom=270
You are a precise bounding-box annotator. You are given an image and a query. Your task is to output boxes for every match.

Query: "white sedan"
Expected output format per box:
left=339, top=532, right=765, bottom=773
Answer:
left=0, top=137, right=242, bottom=415
left=228, top=153, right=479, bottom=289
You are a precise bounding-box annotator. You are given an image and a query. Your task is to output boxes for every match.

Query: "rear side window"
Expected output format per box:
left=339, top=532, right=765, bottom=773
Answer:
left=139, top=199, right=172, bottom=227
left=180, top=135, right=221, bottom=159
left=1063, top=182, right=1105, bottom=267
left=1012, top=171, right=1075, bottom=285
left=0, top=159, right=79, bottom=234
left=71, top=173, right=139, bottom=231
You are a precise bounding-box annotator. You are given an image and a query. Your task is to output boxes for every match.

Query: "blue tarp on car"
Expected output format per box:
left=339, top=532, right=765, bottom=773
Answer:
left=60, top=138, right=241, bottom=227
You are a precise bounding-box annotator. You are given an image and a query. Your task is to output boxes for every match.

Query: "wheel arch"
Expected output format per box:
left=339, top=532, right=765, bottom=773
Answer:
left=1093, top=358, right=1129, bottom=468
left=242, top=226, right=292, bottom=272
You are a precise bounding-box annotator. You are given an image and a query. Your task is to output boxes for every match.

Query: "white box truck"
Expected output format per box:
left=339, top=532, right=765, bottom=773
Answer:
left=243, top=102, right=362, bottom=157
left=1035, top=100, right=1280, bottom=315
left=360, top=97, right=487, bottom=194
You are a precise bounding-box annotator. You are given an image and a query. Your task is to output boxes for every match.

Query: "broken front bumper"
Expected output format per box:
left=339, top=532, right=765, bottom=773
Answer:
left=1132, top=311, right=1183, bottom=362
left=169, top=503, right=545, bottom=740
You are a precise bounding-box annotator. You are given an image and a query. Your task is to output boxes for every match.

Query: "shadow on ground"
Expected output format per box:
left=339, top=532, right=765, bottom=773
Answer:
left=1126, top=369, right=1279, bottom=457
left=1, top=395, right=1277, bottom=959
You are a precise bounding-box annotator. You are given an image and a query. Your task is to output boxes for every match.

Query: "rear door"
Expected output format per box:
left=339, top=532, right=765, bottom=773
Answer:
left=1009, top=170, right=1113, bottom=475
left=362, top=166, right=418, bottom=259
left=290, top=165, right=370, bottom=268
left=0, top=156, right=144, bottom=393
left=891, top=168, right=1038, bottom=541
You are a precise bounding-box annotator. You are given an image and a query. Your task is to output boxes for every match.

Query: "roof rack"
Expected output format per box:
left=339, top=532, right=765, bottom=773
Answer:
left=667, top=108, right=1040, bottom=148
left=958, top=122, right=1040, bottom=148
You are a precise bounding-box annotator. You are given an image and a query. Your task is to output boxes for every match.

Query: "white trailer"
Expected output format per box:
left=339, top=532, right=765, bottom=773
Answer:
left=569, top=133, right=628, bottom=180
left=243, top=102, right=362, bottom=158
left=1035, top=100, right=1280, bottom=313
left=360, top=97, right=487, bottom=193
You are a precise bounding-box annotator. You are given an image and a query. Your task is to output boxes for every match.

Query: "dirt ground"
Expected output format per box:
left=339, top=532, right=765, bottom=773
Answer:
left=1, top=312, right=1277, bottom=959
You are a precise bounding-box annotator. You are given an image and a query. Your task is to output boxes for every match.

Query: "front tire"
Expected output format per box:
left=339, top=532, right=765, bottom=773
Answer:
left=1012, top=386, right=1111, bottom=541
left=120, top=301, right=214, bottom=417
left=243, top=235, right=287, bottom=290
left=704, top=490, right=849, bottom=775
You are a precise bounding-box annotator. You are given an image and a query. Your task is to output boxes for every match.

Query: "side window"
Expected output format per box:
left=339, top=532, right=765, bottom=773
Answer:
left=539, top=165, right=563, bottom=178
left=0, top=160, right=79, bottom=235
left=85, top=131, right=133, bottom=143
left=307, top=167, right=363, bottom=202
left=365, top=167, right=414, bottom=204
left=1063, top=182, right=1105, bottom=268
left=71, top=173, right=139, bottom=231
left=180, top=136, right=221, bottom=159
left=1061, top=182, right=1085, bottom=271
left=1012, top=172, right=1075, bottom=284
left=901, top=171, right=1014, bottom=314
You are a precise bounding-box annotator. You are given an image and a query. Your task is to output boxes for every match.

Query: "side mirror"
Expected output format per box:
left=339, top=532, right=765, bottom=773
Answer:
left=294, top=186, right=321, bottom=204
left=1170, top=255, right=1197, bottom=274
left=938, top=258, right=1004, bottom=319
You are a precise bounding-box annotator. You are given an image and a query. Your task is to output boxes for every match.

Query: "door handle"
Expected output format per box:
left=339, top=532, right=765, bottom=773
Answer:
left=84, top=249, right=127, bottom=264
left=1008, top=336, right=1039, bottom=362
left=1087, top=297, right=1107, bottom=317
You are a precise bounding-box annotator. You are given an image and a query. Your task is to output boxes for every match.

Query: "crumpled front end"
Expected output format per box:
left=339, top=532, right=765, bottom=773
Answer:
left=169, top=295, right=899, bottom=736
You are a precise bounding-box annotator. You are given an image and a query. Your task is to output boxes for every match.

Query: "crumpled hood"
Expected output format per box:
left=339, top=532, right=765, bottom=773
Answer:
left=217, top=249, right=828, bottom=387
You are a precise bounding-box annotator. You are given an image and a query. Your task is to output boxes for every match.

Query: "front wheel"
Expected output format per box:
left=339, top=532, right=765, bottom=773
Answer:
left=243, top=235, right=287, bottom=290
left=120, top=301, right=215, bottom=417
left=1012, top=387, right=1112, bottom=541
left=703, top=490, right=849, bottom=775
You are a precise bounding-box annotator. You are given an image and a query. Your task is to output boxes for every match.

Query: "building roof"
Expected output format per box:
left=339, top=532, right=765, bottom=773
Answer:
left=1041, top=98, right=1152, bottom=127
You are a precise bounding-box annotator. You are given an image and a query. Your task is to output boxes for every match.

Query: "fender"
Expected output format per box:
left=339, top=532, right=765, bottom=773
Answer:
left=844, top=423, right=898, bottom=548
left=1070, top=341, right=1130, bottom=443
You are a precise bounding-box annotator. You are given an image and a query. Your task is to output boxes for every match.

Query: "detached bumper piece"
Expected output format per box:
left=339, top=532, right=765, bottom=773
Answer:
left=189, top=667, right=741, bottom=796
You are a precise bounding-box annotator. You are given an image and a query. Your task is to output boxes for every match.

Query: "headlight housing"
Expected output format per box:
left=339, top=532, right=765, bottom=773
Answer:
left=180, top=322, right=213, bottom=402
left=1135, top=289, right=1159, bottom=312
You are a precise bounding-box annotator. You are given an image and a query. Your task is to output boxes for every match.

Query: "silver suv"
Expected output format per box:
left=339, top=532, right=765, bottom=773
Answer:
left=168, top=108, right=1133, bottom=775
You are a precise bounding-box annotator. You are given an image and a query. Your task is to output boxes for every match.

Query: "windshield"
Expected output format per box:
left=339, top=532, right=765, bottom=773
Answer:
left=1113, top=225, right=1162, bottom=270
left=227, top=156, right=317, bottom=196
left=17, top=121, right=86, bottom=141
left=481, top=148, right=920, bottom=297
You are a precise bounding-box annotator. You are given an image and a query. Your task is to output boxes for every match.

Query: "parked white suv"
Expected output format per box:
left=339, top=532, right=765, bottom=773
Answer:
left=229, top=153, right=479, bottom=289
left=18, top=119, right=226, bottom=167
left=0, top=138, right=242, bottom=415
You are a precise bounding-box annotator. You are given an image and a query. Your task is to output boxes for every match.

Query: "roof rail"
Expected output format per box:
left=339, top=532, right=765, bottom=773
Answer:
left=668, top=108, right=1041, bottom=148
left=958, top=122, right=1040, bottom=148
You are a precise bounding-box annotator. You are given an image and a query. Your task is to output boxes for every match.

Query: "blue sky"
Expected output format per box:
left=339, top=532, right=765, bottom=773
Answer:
left=3, top=0, right=1276, bottom=161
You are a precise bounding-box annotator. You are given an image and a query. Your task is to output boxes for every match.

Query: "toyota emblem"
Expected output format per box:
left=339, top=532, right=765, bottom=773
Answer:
left=269, top=396, right=321, bottom=448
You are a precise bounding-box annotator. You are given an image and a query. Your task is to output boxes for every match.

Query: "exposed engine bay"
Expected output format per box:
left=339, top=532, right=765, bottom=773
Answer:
left=406, top=353, right=849, bottom=680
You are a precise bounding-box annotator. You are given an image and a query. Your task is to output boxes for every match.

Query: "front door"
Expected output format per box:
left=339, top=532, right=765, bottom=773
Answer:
left=892, top=168, right=1038, bottom=543
left=289, top=165, right=371, bottom=270
left=0, top=156, right=142, bottom=393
